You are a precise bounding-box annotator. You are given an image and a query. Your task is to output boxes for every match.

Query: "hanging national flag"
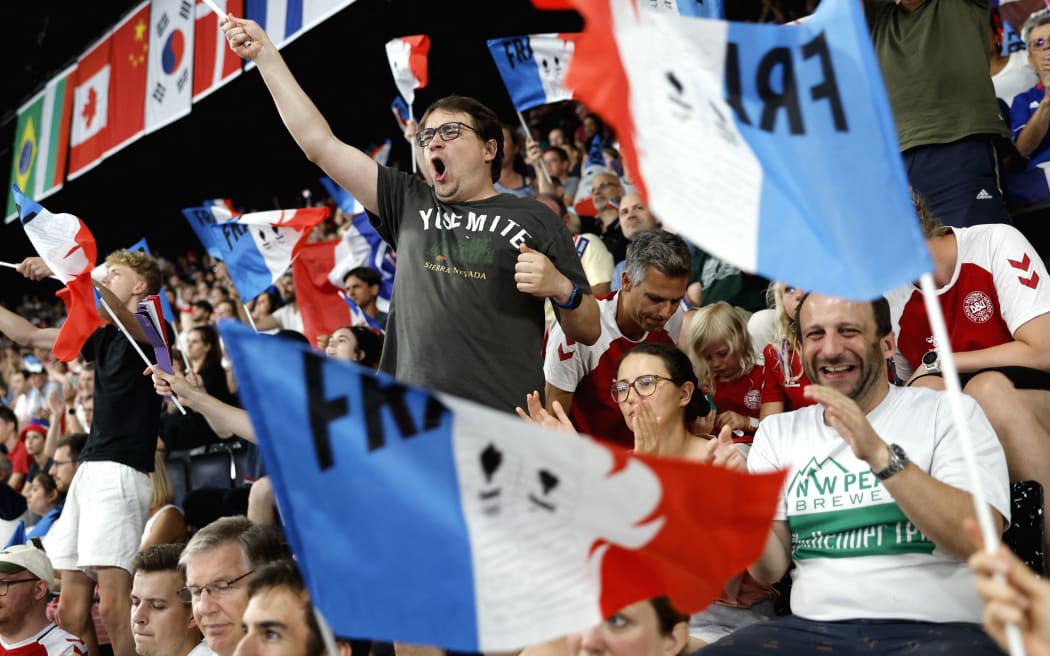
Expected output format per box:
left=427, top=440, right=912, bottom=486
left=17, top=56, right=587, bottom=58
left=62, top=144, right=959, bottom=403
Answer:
left=181, top=199, right=238, bottom=260
left=209, top=206, right=330, bottom=301
left=560, top=0, right=932, bottom=300
left=193, top=0, right=243, bottom=102
left=290, top=239, right=351, bottom=346
left=385, top=35, right=430, bottom=108
left=220, top=321, right=786, bottom=652
left=319, top=177, right=394, bottom=305
left=5, top=64, right=77, bottom=223
left=147, top=0, right=195, bottom=133
left=68, top=2, right=151, bottom=180
left=244, top=0, right=357, bottom=51
left=10, top=186, right=103, bottom=362
left=486, top=33, right=576, bottom=113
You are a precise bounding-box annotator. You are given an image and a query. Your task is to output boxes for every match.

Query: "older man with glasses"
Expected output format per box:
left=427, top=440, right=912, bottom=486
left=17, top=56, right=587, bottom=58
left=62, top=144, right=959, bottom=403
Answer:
left=0, top=545, right=86, bottom=656
left=177, top=517, right=285, bottom=656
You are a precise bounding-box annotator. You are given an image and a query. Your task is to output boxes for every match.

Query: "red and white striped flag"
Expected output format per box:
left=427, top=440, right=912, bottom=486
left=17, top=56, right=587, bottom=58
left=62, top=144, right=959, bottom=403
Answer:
left=192, top=0, right=243, bottom=102
left=385, top=35, right=430, bottom=107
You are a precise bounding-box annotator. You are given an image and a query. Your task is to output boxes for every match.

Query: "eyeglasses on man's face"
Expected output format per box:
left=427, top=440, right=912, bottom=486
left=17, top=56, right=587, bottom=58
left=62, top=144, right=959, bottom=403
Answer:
left=0, top=577, right=39, bottom=596
left=609, top=374, right=675, bottom=403
left=416, top=122, right=481, bottom=148
left=177, top=570, right=254, bottom=603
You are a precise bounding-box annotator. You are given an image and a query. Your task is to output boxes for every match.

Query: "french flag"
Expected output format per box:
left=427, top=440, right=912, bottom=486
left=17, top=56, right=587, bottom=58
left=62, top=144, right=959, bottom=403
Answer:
left=559, top=0, right=932, bottom=300
left=385, top=35, right=430, bottom=108
left=486, top=33, right=576, bottom=112
left=391, top=96, right=410, bottom=131
left=221, top=321, right=786, bottom=652
left=10, top=186, right=103, bottom=362
left=193, top=0, right=244, bottom=102
left=209, top=206, right=329, bottom=301
left=181, top=199, right=238, bottom=260
left=340, top=293, right=383, bottom=332
left=319, top=177, right=394, bottom=306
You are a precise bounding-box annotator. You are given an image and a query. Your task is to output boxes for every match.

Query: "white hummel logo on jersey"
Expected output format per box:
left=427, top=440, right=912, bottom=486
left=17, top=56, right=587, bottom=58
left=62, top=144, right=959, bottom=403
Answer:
left=976, top=189, right=993, bottom=200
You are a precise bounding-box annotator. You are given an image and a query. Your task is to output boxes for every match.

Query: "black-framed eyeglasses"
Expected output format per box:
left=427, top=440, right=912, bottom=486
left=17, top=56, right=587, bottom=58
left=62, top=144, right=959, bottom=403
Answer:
left=0, top=577, right=39, bottom=596
left=609, top=375, right=675, bottom=403
left=177, top=570, right=254, bottom=603
left=1031, top=38, right=1050, bottom=51
left=415, top=122, right=481, bottom=148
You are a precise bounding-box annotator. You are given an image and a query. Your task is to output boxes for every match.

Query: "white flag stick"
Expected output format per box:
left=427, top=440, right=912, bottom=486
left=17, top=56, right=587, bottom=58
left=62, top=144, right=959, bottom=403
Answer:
left=918, top=273, right=1025, bottom=656
left=409, top=104, right=418, bottom=175
left=200, top=0, right=251, bottom=48
left=242, top=302, right=259, bottom=333
left=2, top=261, right=187, bottom=415
left=517, top=110, right=551, bottom=184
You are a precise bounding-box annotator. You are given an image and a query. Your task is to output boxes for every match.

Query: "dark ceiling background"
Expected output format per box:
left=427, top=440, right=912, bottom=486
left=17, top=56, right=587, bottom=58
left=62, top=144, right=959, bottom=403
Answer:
left=0, top=1, right=769, bottom=306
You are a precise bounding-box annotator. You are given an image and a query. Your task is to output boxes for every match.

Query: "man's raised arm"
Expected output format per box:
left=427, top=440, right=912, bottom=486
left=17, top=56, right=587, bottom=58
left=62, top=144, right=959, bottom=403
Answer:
left=0, top=306, right=58, bottom=350
left=221, top=16, right=380, bottom=214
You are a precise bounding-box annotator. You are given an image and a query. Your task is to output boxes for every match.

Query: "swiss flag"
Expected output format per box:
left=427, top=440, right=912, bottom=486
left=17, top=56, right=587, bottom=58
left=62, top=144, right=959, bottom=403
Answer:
left=192, top=0, right=243, bottom=102
left=68, top=2, right=151, bottom=180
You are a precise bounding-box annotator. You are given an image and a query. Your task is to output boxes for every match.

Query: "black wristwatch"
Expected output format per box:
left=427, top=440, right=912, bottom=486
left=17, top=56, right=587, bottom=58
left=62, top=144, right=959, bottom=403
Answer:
left=873, top=443, right=909, bottom=480
left=551, top=281, right=582, bottom=310
left=921, top=350, right=940, bottom=374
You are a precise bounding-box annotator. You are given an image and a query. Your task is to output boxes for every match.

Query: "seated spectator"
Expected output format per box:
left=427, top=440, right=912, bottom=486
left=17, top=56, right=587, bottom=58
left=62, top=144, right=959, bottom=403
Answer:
left=253, top=274, right=302, bottom=334
left=609, top=193, right=660, bottom=292
left=131, top=544, right=208, bottom=656
left=495, top=124, right=536, bottom=198
left=5, top=472, right=62, bottom=548
left=698, top=294, right=1010, bottom=655
left=582, top=172, right=629, bottom=262
left=990, top=8, right=1038, bottom=111
left=324, top=326, right=384, bottom=371
left=897, top=192, right=1050, bottom=552
left=758, top=283, right=815, bottom=419
left=1005, top=9, right=1050, bottom=256
left=681, top=302, right=764, bottom=446
left=235, top=559, right=324, bottom=656
left=531, top=145, right=580, bottom=207
left=543, top=231, right=691, bottom=449
left=140, top=449, right=187, bottom=550
left=342, top=267, right=388, bottom=331
left=8, top=416, right=45, bottom=492
left=0, top=545, right=86, bottom=656
left=178, top=517, right=286, bottom=656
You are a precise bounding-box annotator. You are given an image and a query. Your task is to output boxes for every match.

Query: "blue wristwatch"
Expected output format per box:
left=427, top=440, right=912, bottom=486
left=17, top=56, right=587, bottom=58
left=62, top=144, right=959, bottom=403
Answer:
left=550, top=281, right=582, bottom=310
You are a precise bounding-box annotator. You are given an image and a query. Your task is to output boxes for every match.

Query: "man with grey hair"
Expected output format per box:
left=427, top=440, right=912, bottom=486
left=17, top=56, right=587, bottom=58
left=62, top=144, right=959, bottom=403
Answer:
left=540, top=229, right=692, bottom=448
left=178, top=517, right=285, bottom=656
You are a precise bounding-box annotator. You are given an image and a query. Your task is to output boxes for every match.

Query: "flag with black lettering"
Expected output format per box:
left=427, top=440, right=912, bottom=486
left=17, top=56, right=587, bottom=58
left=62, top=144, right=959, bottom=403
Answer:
left=208, top=207, right=329, bottom=301
left=486, top=34, right=576, bottom=112
left=180, top=199, right=238, bottom=260
left=220, top=321, right=786, bottom=652
left=557, top=0, right=932, bottom=299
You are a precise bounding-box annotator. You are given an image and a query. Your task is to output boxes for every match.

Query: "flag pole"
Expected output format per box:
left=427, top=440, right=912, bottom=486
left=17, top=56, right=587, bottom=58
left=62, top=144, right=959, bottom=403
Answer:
left=96, top=294, right=187, bottom=415
left=409, top=104, right=418, bottom=175
left=200, top=0, right=251, bottom=48
left=516, top=110, right=551, bottom=184
left=242, top=303, right=259, bottom=332
left=918, top=273, right=1024, bottom=656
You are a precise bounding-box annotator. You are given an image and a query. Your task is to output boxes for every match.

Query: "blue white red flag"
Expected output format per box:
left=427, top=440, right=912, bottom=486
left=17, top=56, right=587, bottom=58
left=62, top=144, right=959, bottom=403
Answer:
left=391, top=96, right=410, bottom=130
left=181, top=199, right=238, bottom=260
left=385, top=35, right=430, bottom=108
left=559, top=0, right=932, bottom=300
left=319, top=177, right=394, bottom=305
left=209, top=206, right=329, bottom=300
left=10, top=186, right=103, bottom=362
left=645, top=0, right=723, bottom=18
left=486, top=33, right=576, bottom=112
left=220, top=322, right=785, bottom=652
left=367, top=139, right=392, bottom=167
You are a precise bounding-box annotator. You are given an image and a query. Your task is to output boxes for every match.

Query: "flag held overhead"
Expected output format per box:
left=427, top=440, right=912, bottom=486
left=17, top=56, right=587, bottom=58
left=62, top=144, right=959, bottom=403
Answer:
left=486, top=33, right=576, bottom=112
left=561, top=0, right=932, bottom=300
left=385, top=35, right=430, bottom=108
left=10, top=186, right=103, bottom=362
left=221, top=321, right=786, bottom=652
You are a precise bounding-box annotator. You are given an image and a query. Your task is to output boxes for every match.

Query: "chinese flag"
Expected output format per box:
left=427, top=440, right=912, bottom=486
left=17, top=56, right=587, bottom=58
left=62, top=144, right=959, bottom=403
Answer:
left=109, top=1, right=150, bottom=153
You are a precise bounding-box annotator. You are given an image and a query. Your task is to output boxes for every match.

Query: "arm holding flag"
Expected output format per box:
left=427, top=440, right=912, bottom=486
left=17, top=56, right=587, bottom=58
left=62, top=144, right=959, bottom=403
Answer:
left=221, top=17, right=380, bottom=214
left=150, top=366, right=255, bottom=441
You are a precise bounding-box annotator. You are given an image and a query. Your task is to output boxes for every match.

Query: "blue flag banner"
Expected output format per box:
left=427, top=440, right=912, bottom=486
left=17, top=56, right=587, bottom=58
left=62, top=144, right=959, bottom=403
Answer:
left=219, top=323, right=786, bottom=652
left=566, top=0, right=933, bottom=300
left=486, top=34, right=576, bottom=112
left=181, top=205, right=231, bottom=260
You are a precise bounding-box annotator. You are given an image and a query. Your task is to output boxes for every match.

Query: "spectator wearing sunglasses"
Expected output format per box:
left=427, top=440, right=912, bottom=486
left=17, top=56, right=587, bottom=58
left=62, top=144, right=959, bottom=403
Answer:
left=221, top=17, right=599, bottom=415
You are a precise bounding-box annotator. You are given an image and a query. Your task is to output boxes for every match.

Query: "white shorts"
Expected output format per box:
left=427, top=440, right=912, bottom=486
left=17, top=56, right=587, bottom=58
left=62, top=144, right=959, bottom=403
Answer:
left=43, top=461, right=151, bottom=574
